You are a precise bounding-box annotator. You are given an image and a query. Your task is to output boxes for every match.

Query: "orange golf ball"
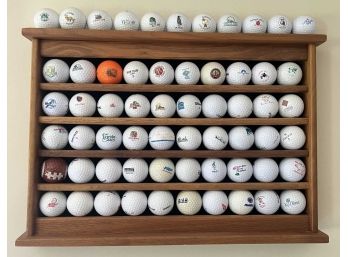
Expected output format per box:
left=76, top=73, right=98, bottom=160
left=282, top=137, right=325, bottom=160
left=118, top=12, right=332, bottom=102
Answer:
left=97, top=60, right=123, bottom=84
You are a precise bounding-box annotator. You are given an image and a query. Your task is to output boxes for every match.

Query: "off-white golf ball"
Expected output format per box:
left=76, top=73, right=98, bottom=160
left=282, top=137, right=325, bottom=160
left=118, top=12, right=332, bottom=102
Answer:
left=39, top=192, right=67, bottom=217
left=177, top=94, right=202, bottom=118
left=70, top=60, right=96, bottom=83
left=253, top=158, right=279, bottom=182
left=277, top=62, right=303, bottom=85
left=67, top=191, right=94, bottom=216
left=140, top=12, right=165, bottom=31
left=254, top=126, right=280, bottom=150
left=176, top=191, right=202, bottom=215
left=123, top=61, right=149, bottom=84
left=228, top=191, right=254, bottom=215
left=42, top=92, right=69, bottom=116
left=202, top=126, right=228, bottom=150
left=293, top=16, right=316, bottom=34
left=122, top=158, right=148, bottom=183
left=254, top=190, right=280, bottom=215
left=148, top=191, right=174, bottom=215
left=114, top=11, right=139, bottom=31
left=59, top=7, right=86, bottom=29
left=125, top=94, right=150, bottom=118
left=41, top=125, right=68, bottom=150
left=280, top=126, right=306, bottom=150
left=228, top=126, right=254, bottom=150
left=87, top=10, right=112, bottom=30
left=149, top=61, right=175, bottom=85
left=34, top=8, right=59, bottom=28
left=121, top=191, right=147, bottom=216
left=201, top=62, right=226, bottom=85
left=253, top=94, right=279, bottom=118
left=202, top=94, right=227, bottom=118
left=151, top=94, right=176, bottom=118
left=96, top=126, right=122, bottom=150
left=175, top=158, right=201, bottom=182
left=252, top=62, right=277, bottom=85
left=68, top=125, right=96, bottom=150
left=176, top=126, right=202, bottom=150
left=227, top=158, right=253, bottom=182
left=166, top=13, right=191, bottom=32
left=69, top=92, right=96, bottom=117
left=279, top=158, right=306, bottom=182
left=226, top=62, right=252, bottom=85
left=242, top=15, right=267, bottom=33
left=267, top=15, right=292, bottom=34
left=149, top=126, right=175, bottom=150
left=201, top=158, right=227, bottom=182
left=97, top=93, right=124, bottom=117
left=280, top=190, right=306, bottom=214
left=149, top=158, right=175, bottom=182
left=175, top=62, right=200, bottom=85
left=122, top=126, right=148, bottom=150
left=192, top=14, right=216, bottom=32
left=68, top=158, right=95, bottom=183
left=96, top=158, right=122, bottom=183
left=43, top=59, right=70, bottom=83
left=227, top=94, right=253, bottom=118
left=278, top=94, right=304, bottom=117
left=217, top=14, right=241, bottom=33
left=203, top=191, right=228, bottom=215
left=94, top=191, right=121, bottom=216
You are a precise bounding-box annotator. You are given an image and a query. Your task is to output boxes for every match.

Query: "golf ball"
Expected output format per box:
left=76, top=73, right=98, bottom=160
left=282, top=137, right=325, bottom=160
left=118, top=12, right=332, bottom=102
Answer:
left=177, top=94, right=202, bottom=118
left=123, top=61, right=149, bottom=84
left=67, top=191, right=94, bottom=216
left=42, top=59, right=70, bottom=83
left=68, top=158, right=95, bottom=183
left=227, top=94, right=253, bottom=118
left=166, top=13, right=191, bottom=32
left=192, top=14, right=216, bottom=32
left=202, top=94, right=227, bottom=118
left=203, top=191, right=228, bottom=215
left=96, top=60, right=123, bottom=84
left=293, top=16, right=316, bottom=34
left=227, top=158, right=253, bottom=182
left=39, top=192, right=67, bottom=217
left=151, top=94, right=176, bottom=118
left=278, top=94, right=304, bottom=117
left=149, top=126, right=175, bottom=150
left=201, top=158, right=227, bottom=182
left=96, top=158, right=122, bottom=183
left=149, top=61, right=175, bottom=85
left=176, top=191, right=202, bottom=215
left=280, top=190, right=306, bottom=214
left=94, top=191, right=121, bottom=216
left=96, top=126, right=122, bottom=150
left=254, top=126, right=280, bottom=150
left=251, top=62, right=277, bottom=85
left=125, top=94, right=150, bottom=118
left=59, top=7, right=86, bottom=29
left=202, top=126, right=228, bottom=150
left=267, top=15, right=292, bottom=34
left=175, top=158, right=201, bottom=182
left=176, top=126, right=202, bottom=150
left=228, top=126, right=254, bottom=150
left=279, top=158, right=306, bottom=182
left=121, top=191, right=147, bottom=216
left=97, top=93, right=124, bottom=117
left=34, top=8, right=59, bottom=28
left=87, top=10, right=112, bottom=30
left=114, top=11, right=139, bottom=31
left=149, top=158, right=175, bottom=182
left=280, top=126, right=306, bottom=150
left=226, top=62, right=252, bottom=85
left=140, top=12, right=165, bottom=31
left=277, top=62, right=303, bottom=85
left=42, top=92, right=69, bottom=116
left=201, top=62, right=226, bottom=85
left=253, top=158, right=279, bottom=182
left=41, top=158, right=68, bottom=183
left=242, top=15, right=267, bottom=33
left=175, top=62, right=200, bottom=85
left=217, top=14, right=241, bottom=33
left=41, top=125, right=68, bottom=150
left=69, top=92, right=96, bottom=117
left=254, top=190, right=280, bottom=215
left=68, top=125, right=96, bottom=150
left=70, top=60, right=96, bottom=83
left=122, top=126, right=148, bottom=150
left=122, top=158, right=148, bottom=183
left=253, top=94, right=279, bottom=118
left=228, top=191, right=254, bottom=215
left=148, top=191, right=174, bottom=215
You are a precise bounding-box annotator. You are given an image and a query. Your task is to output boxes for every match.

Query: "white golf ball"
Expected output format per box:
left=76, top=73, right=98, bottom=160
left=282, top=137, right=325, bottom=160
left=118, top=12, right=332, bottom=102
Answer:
left=87, top=10, right=112, bottom=30
left=192, top=14, right=216, bottom=32
left=267, top=15, right=292, bottom=34
left=166, top=13, right=191, bottom=32
left=42, top=92, right=69, bottom=116
left=176, top=191, right=202, bottom=215
left=123, top=61, right=149, bottom=84
left=177, top=94, right=202, bottom=118
left=121, top=191, right=147, bottom=216
left=149, top=126, right=175, bottom=150
left=202, top=94, right=227, bottom=118
left=279, top=158, right=306, bottom=182
left=227, top=158, right=253, bottom=182
left=176, top=126, right=202, bottom=150
left=122, top=158, right=148, bottom=183
left=122, top=126, right=148, bottom=150
left=34, top=8, right=59, bottom=28
left=217, top=14, right=241, bottom=33
left=201, top=62, right=226, bottom=85
left=41, top=125, right=68, bottom=150
left=253, top=94, right=279, bottom=118
left=125, top=94, right=150, bottom=118
left=227, top=94, right=253, bottom=118
left=151, top=94, right=176, bottom=118
left=94, top=191, right=121, bottom=216
left=278, top=94, right=304, bottom=118
left=148, top=191, right=174, bottom=215
left=293, top=16, right=316, bottom=34
left=202, top=126, right=228, bottom=150
left=96, top=126, right=122, bottom=150
left=277, top=62, right=303, bottom=85
left=175, top=158, right=201, bottom=182
left=280, top=190, right=306, bottom=214
left=96, top=158, right=122, bottom=183
left=149, top=158, right=175, bottom=182
left=254, top=190, right=280, bottom=215
left=68, top=125, right=96, bottom=150
left=140, top=12, right=165, bottom=31
left=175, top=62, right=200, bottom=85
left=70, top=60, right=96, bottom=83
left=242, top=15, right=267, bottom=33
left=252, top=62, right=277, bottom=85
left=228, top=126, right=254, bottom=150
left=254, top=126, right=280, bottom=150
left=114, top=11, right=139, bottom=31
left=226, top=62, right=252, bottom=85
left=201, top=158, right=227, bottom=182
left=68, top=158, right=95, bottom=183
left=253, top=158, right=279, bottom=182
left=69, top=92, right=96, bottom=117
left=149, top=61, right=175, bottom=85
left=59, top=7, right=86, bottom=29
left=67, top=192, right=94, bottom=216
left=42, top=59, right=70, bottom=83
left=39, top=192, right=67, bottom=217
left=228, top=191, right=254, bottom=215
left=203, top=191, right=228, bottom=215
left=280, top=126, right=306, bottom=150
left=97, top=93, right=124, bottom=117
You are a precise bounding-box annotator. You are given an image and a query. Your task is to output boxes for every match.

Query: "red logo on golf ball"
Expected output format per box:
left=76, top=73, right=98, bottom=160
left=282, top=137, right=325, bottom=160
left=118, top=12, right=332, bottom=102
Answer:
left=154, top=66, right=165, bottom=76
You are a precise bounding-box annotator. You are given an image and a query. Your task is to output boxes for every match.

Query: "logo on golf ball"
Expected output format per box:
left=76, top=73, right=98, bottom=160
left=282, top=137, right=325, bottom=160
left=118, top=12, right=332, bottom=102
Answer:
left=182, top=69, right=191, bottom=79
left=149, top=17, right=158, bottom=27
left=40, top=12, right=49, bottom=22
left=258, top=71, right=270, bottom=82
left=163, top=166, right=174, bottom=174
left=303, top=18, right=314, bottom=25
left=44, top=66, right=57, bottom=78
left=102, top=133, right=116, bottom=142
left=178, top=197, right=188, bottom=203
left=154, top=66, right=165, bottom=77
left=215, top=135, right=227, bottom=145
left=239, top=69, right=250, bottom=76
left=177, top=101, right=185, bottom=110
left=201, top=16, right=211, bottom=28
left=126, top=69, right=139, bottom=78
left=245, top=197, right=254, bottom=207
left=64, top=12, right=76, bottom=24
left=278, top=17, right=288, bottom=28
left=177, top=136, right=188, bottom=143
left=257, top=196, right=266, bottom=208
left=155, top=103, right=165, bottom=111
left=210, top=68, right=221, bottom=79
left=284, top=198, right=300, bottom=208
left=129, top=101, right=141, bottom=109
left=223, top=16, right=238, bottom=27
left=129, top=130, right=139, bottom=140
left=282, top=132, right=293, bottom=142
left=48, top=198, right=58, bottom=208
left=251, top=18, right=263, bottom=26
left=232, top=164, right=247, bottom=176
left=211, top=161, right=218, bottom=172
left=72, top=63, right=83, bottom=71
left=288, top=67, right=298, bottom=76
left=44, top=99, right=57, bottom=109
left=246, top=127, right=253, bottom=135
left=124, top=167, right=135, bottom=174
left=93, top=14, right=105, bottom=22
left=294, top=161, right=306, bottom=176
left=106, top=68, right=117, bottom=78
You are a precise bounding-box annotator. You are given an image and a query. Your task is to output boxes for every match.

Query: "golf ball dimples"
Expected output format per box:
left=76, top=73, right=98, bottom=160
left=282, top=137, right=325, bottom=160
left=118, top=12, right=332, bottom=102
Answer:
left=279, top=94, right=304, bottom=118
left=166, top=13, right=191, bottom=32
left=201, top=62, right=226, bottom=85
left=67, top=191, right=94, bottom=216
left=122, top=126, right=148, bottom=150
left=267, top=15, right=292, bottom=34
left=140, top=12, right=165, bottom=31
left=201, top=158, right=227, bottom=182
left=277, top=62, right=303, bottom=85
left=114, top=11, right=139, bottom=31
left=192, top=14, right=216, bottom=32
left=42, top=92, right=69, bottom=116
left=87, top=10, right=112, bottom=30
left=279, top=158, right=306, bottom=182
left=151, top=94, right=176, bottom=118
left=176, top=191, right=202, bottom=215
left=228, top=126, right=254, bottom=150
left=176, top=126, right=202, bottom=150
left=254, top=190, right=280, bottom=215
left=175, top=62, right=200, bottom=85
left=94, top=191, right=121, bottom=216
left=227, top=158, right=253, bottom=182
left=149, top=158, right=175, bottom=182
left=280, top=190, right=306, bottom=214
left=121, top=191, right=147, bottom=216
left=202, top=126, right=228, bottom=150
left=228, top=191, right=254, bottom=215
left=41, top=125, right=68, bottom=150
left=97, top=93, right=124, bottom=117
left=43, top=59, right=70, bottom=83
left=202, top=94, right=227, bottom=118
left=34, top=8, right=59, bottom=28
left=68, top=158, right=95, bottom=183
left=253, top=94, right=279, bottom=118
left=148, top=191, right=174, bottom=215
left=217, top=14, right=241, bottom=33
left=226, top=62, right=252, bottom=85
left=293, top=16, right=316, bottom=34
left=149, top=62, right=175, bottom=85
left=125, top=94, right=150, bottom=118
left=227, top=94, right=253, bottom=118
left=59, top=7, right=86, bottom=29
left=203, top=191, right=228, bottom=215
left=122, top=158, right=148, bottom=183
left=251, top=62, right=277, bottom=85
left=253, top=158, right=279, bottom=182
left=280, top=126, right=306, bottom=150
left=70, top=60, right=96, bottom=83
left=96, top=158, right=122, bottom=183
left=175, top=158, right=201, bottom=182
left=149, top=126, right=175, bottom=150
left=254, top=126, right=280, bottom=150
left=96, top=126, right=122, bottom=150
left=123, top=61, right=149, bottom=84
left=177, top=94, right=201, bottom=118
left=69, top=92, right=96, bottom=117
left=68, top=125, right=96, bottom=150
left=39, top=192, right=67, bottom=217
left=242, top=15, right=267, bottom=33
